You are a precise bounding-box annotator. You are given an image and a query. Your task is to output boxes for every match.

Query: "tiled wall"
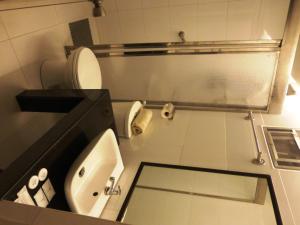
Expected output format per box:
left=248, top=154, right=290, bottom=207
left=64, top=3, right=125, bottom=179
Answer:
left=0, top=1, right=98, bottom=170
left=96, top=0, right=290, bottom=44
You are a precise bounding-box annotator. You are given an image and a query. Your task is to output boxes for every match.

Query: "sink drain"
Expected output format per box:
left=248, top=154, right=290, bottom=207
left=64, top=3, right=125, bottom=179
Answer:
left=93, top=192, right=98, bottom=197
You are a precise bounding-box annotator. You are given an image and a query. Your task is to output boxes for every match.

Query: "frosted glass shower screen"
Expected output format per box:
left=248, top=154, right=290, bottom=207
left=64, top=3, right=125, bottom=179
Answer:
left=100, top=52, right=278, bottom=109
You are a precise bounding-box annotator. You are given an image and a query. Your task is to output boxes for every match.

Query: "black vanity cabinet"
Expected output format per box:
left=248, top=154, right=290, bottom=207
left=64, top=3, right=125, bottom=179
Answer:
left=0, top=89, right=118, bottom=211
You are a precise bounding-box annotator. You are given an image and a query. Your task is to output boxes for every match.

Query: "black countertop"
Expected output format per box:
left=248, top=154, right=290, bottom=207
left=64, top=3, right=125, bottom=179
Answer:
left=0, top=89, right=118, bottom=211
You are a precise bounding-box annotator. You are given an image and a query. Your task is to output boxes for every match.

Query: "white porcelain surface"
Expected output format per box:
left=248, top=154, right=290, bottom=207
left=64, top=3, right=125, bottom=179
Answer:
left=75, top=47, right=102, bottom=89
left=65, top=129, right=124, bottom=217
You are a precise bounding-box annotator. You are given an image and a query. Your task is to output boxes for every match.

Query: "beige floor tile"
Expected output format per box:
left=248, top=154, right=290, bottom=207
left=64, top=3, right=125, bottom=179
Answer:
left=180, top=111, right=227, bottom=169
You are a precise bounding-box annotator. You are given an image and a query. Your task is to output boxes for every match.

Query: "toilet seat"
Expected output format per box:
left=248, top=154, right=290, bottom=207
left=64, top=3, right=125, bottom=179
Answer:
left=66, top=47, right=102, bottom=89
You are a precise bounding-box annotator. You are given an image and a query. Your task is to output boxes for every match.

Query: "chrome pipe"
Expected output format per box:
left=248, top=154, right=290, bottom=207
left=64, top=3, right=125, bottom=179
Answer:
left=245, top=111, right=266, bottom=165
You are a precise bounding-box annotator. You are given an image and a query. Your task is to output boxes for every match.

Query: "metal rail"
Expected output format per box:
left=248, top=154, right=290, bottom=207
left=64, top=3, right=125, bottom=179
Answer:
left=135, top=185, right=256, bottom=204
left=65, top=40, right=281, bottom=58
left=246, top=111, right=266, bottom=165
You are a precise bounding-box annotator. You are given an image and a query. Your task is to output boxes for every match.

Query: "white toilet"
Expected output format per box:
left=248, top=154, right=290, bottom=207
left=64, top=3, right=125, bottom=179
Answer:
left=40, top=47, right=143, bottom=138
left=41, top=47, right=102, bottom=89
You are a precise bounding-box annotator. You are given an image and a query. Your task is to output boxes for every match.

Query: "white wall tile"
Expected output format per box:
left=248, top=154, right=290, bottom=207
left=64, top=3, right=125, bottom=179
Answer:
left=198, top=2, right=227, bottom=41
left=142, top=0, right=169, bottom=8
left=96, top=12, right=122, bottom=44
left=118, top=9, right=145, bottom=43
left=169, top=0, right=197, bottom=6
left=88, top=17, right=101, bottom=44
left=143, top=7, right=171, bottom=42
left=55, top=1, right=93, bottom=23
left=0, top=6, right=58, bottom=38
left=103, top=0, right=117, bottom=12
left=0, top=16, right=8, bottom=41
left=170, top=4, right=198, bottom=41
left=11, top=24, right=71, bottom=66
left=11, top=24, right=72, bottom=88
left=255, top=0, right=290, bottom=40
left=227, top=0, right=261, bottom=40
left=116, top=0, right=142, bottom=10
left=0, top=40, right=28, bottom=141
left=198, top=0, right=227, bottom=2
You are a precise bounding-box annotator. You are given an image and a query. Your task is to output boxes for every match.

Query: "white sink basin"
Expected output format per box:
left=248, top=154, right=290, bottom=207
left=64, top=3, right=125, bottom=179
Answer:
left=64, top=129, right=124, bottom=217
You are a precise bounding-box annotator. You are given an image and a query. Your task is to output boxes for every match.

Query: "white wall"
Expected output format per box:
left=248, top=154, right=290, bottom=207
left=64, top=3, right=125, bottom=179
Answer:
left=95, top=0, right=290, bottom=44
left=0, top=1, right=98, bottom=170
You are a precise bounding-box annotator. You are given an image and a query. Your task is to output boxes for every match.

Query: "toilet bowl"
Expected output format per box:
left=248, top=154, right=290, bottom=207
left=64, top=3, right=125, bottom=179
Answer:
left=41, top=47, right=102, bottom=89
left=41, top=47, right=142, bottom=138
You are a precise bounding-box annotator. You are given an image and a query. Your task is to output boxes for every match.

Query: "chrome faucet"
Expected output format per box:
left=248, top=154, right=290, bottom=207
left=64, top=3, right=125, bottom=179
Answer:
left=104, top=177, right=121, bottom=195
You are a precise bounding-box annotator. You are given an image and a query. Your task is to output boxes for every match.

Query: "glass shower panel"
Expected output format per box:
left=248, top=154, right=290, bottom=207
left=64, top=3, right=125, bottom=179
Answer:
left=119, top=164, right=280, bottom=225
left=100, top=52, right=278, bottom=109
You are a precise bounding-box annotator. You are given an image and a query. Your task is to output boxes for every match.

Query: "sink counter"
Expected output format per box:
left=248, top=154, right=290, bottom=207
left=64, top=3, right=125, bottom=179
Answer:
left=0, top=89, right=118, bottom=212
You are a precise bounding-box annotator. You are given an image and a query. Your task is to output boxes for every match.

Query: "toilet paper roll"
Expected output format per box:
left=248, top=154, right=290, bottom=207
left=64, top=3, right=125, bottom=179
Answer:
left=161, top=103, right=175, bottom=119
left=112, top=101, right=143, bottom=138
left=132, top=109, right=153, bottom=135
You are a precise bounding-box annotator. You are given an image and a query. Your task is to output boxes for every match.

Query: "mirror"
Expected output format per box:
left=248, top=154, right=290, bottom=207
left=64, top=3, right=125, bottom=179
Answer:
left=117, top=163, right=282, bottom=225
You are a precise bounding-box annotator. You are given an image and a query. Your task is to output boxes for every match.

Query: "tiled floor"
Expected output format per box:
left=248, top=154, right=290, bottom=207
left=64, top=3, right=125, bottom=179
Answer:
left=100, top=108, right=273, bottom=221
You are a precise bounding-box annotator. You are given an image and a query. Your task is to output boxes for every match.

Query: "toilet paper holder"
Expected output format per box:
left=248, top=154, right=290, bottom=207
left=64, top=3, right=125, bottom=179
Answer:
left=161, top=103, right=175, bottom=120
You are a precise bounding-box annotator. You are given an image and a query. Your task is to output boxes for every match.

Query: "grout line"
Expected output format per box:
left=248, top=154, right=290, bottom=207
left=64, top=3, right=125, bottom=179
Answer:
left=224, top=112, right=229, bottom=170
left=0, top=0, right=89, bottom=12
left=225, top=0, right=229, bottom=40
left=0, top=13, right=32, bottom=88
left=0, top=13, right=9, bottom=41
left=9, top=38, right=32, bottom=89
left=178, top=111, right=193, bottom=164
left=277, top=172, right=297, bottom=225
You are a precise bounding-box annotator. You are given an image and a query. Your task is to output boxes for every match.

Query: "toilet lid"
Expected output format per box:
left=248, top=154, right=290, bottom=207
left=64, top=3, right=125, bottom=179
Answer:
left=73, top=47, right=102, bottom=89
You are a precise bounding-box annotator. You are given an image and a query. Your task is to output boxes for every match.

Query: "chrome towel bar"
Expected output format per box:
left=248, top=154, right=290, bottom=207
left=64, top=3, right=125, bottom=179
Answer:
left=245, top=111, right=266, bottom=165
